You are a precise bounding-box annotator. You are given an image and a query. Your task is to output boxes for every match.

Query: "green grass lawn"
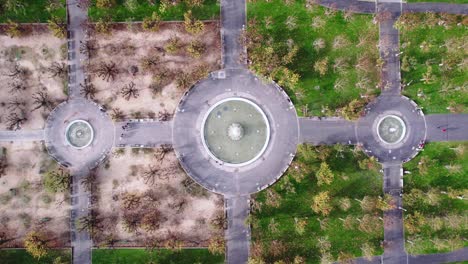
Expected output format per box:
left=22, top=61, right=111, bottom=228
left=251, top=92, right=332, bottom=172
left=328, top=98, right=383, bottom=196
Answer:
left=92, top=248, right=224, bottom=264
left=0, top=0, right=66, bottom=23
left=399, top=13, right=468, bottom=114
left=247, top=0, right=380, bottom=117
left=88, top=0, right=219, bottom=22
left=0, top=249, right=71, bottom=264
left=250, top=145, right=384, bottom=263
left=403, top=142, right=468, bottom=254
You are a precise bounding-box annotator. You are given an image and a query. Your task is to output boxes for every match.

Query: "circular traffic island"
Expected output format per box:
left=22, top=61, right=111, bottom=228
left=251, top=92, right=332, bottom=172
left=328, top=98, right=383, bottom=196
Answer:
left=66, top=120, right=94, bottom=149
left=202, top=98, right=270, bottom=166
left=356, top=95, right=426, bottom=163
left=173, top=69, right=299, bottom=196
left=377, top=115, right=406, bottom=145
left=44, top=99, right=115, bottom=169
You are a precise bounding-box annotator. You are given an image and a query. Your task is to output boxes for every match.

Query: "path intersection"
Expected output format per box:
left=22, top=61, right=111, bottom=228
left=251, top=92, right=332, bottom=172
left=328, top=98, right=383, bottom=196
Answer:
left=0, top=0, right=467, bottom=263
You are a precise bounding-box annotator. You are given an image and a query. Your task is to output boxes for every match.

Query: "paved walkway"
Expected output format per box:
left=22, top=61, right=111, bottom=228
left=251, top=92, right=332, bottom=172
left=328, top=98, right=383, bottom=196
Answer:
left=221, top=0, right=246, bottom=68
left=70, top=168, right=92, bottom=264
left=66, top=1, right=94, bottom=263
left=378, top=2, right=401, bottom=96
left=404, top=3, right=468, bottom=15
left=298, top=118, right=357, bottom=145
left=382, top=163, right=407, bottom=264
left=114, top=121, right=172, bottom=147
left=67, top=0, right=88, bottom=99
left=0, top=130, right=44, bottom=142
left=425, top=114, right=468, bottom=142
left=317, top=0, right=468, bottom=15
left=225, top=196, right=250, bottom=264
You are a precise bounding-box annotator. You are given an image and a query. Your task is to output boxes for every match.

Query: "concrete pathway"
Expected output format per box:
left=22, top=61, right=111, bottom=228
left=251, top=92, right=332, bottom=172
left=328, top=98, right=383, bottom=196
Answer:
left=378, top=2, right=402, bottom=96
left=408, top=247, right=468, bottom=264
left=225, top=196, right=250, bottom=264
left=404, top=3, right=468, bottom=15
left=114, top=121, right=172, bottom=147
left=425, top=114, right=468, bottom=142
left=67, top=0, right=88, bottom=99
left=0, top=130, right=44, bottom=142
left=298, top=118, right=357, bottom=145
left=317, top=0, right=376, bottom=14
left=221, top=0, right=247, bottom=68
left=66, top=1, right=94, bottom=263
left=70, top=168, right=92, bottom=264
left=382, top=162, right=407, bottom=264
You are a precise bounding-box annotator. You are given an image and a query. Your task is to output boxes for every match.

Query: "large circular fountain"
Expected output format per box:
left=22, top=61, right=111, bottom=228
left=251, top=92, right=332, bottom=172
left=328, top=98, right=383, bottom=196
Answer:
left=377, top=115, right=406, bottom=144
left=201, top=98, right=270, bottom=166
left=65, top=120, right=94, bottom=149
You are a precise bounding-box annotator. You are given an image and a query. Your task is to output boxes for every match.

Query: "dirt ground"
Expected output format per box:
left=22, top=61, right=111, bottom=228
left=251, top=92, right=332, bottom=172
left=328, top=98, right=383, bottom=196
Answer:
left=95, top=148, right=224, bottom=247
left=0, top=27, right=68, bottom=130
left=88, top=22, right=221, bottom=118
left=0, top=142, right=70, bottom=248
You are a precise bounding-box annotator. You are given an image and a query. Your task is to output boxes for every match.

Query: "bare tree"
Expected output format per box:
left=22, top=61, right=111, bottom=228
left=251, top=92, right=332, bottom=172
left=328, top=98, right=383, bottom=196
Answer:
left=6, top=63, right=28, bottom=79
left=80, top=81, right=98, bottom=99
left=0, top=152, right=7, bottom=178
left=6, top=98, right=26, bottom=111
left=111, top=108, right=125, bottom=121
left=6, top=111, right=27, bottom=130
left=79, top=39, right=96, bottom=58
left=47, top=62, right=67, bottom=78
left=8, top=81, right=27, bottom=94
left=155, top=144, right=173, bottom=161
left=81, top=170, right=97, bottom=192
left=121, top=81, right=139, bottom=100
left=96, top=62, right=118, bottom=82
left=158, top=110, right=172, bottom=121
left=31, top=91, right=54, bottom=112
left=143, top=165, right=162, bottom=185
left=78, top=211, right=102, bottom=237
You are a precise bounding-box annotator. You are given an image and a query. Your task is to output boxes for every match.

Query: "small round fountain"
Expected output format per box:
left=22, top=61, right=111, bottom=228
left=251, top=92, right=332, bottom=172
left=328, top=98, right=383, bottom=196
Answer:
left=377, top=115, right=406, bottom=144
left=202, top=98, right=270, bottom=166
left=65, top=120, right=94, bottom=149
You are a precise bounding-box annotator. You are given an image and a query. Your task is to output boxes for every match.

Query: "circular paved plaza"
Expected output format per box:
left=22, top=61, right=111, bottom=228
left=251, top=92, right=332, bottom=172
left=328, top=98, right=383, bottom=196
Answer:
left=173, top=69, right=299, bottom=196
left=44, top=99, right=115, bottom=169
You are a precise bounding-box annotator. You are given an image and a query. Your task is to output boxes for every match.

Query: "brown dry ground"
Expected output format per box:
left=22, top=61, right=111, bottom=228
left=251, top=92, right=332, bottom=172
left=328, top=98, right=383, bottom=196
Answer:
left=88, top=22, right=221, bottom=118
left=90, top=22, right=223, bottom=247
left=0, top=142, right=70, bottom=248
left=95, top=148, right=224, bottom=247
left=0, top=26, right=68, bottom=130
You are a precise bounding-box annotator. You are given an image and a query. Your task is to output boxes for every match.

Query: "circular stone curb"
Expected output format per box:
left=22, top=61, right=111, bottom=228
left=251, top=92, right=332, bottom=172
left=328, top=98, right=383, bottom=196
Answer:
left=65, top=119, right=94, bottom=149
left=200, top=97, right=271, bottom=167
left=44, top=99, right=115, bottom=169
left=356, top=95, right=426, bottom=163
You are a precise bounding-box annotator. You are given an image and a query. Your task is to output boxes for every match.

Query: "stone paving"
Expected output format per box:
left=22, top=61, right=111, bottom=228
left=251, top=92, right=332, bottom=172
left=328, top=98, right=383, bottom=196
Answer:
left=0, top=0, right=467, bottom=264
